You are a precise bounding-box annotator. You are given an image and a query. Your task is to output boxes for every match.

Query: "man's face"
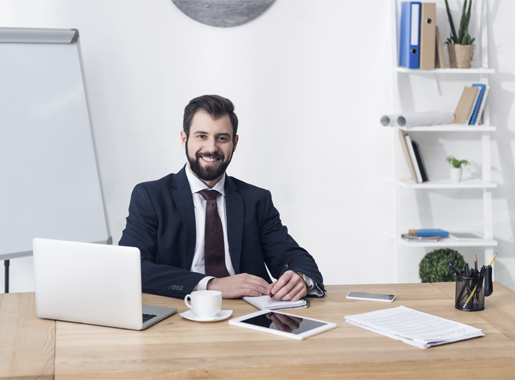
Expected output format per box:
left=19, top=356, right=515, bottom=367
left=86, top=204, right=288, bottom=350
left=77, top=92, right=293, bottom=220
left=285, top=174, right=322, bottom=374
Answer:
left=181, top=109, right=238, bottom=187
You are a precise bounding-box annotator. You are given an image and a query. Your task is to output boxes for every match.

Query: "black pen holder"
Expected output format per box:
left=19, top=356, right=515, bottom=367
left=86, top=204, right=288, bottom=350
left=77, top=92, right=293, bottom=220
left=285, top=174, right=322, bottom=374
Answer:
left=455, top=274, right=485, bottom=312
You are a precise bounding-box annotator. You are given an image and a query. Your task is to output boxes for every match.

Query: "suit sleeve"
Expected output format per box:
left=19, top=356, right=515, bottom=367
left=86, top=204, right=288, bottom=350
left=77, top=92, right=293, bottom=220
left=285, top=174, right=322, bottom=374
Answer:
left=119, top=183, right=205, bottom=298
left=258, top=190, right=325, bottom=296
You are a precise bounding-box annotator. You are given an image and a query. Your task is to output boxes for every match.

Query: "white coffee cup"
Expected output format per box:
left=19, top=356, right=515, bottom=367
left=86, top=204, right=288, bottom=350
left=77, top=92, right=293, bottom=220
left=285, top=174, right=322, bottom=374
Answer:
left=184, top=290, right=222, bottom=318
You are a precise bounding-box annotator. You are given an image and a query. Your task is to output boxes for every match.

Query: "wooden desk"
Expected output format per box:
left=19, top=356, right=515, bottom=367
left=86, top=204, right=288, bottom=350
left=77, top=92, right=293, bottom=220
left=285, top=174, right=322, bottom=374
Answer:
left=0, top=292, right=54, bottom=380
left=2, top=283, right=515, bottom=379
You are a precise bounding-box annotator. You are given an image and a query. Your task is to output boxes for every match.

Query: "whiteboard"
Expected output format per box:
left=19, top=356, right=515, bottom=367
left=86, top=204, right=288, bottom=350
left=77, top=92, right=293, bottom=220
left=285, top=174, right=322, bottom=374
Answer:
left=0, top=28, right=110, bottom=258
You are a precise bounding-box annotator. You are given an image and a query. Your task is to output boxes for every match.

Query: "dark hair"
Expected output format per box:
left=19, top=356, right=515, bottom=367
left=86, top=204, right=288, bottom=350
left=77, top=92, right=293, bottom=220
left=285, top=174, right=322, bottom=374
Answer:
left=183, top=95, right=238, bottom=140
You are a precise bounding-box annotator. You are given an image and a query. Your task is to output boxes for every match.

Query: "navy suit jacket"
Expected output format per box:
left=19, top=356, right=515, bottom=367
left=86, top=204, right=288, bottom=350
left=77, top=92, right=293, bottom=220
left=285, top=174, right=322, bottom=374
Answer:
left=119, top=166, right=325, bottom=299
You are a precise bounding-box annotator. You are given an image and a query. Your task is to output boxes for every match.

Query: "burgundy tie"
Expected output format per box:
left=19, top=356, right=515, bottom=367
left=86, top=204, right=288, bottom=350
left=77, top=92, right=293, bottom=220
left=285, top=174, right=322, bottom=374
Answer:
left=199, top=190, right=230, bottom=278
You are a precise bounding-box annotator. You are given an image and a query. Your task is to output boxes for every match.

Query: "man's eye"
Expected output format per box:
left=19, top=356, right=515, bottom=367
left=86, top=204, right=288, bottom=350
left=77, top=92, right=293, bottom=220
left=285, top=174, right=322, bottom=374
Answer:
left=219, top=137, right=228, bottom=142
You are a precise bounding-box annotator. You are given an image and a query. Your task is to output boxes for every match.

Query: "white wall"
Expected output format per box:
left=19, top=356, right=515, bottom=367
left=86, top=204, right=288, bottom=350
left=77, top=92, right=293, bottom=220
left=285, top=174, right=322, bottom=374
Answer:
left=1, top=0, right=514, bottom=293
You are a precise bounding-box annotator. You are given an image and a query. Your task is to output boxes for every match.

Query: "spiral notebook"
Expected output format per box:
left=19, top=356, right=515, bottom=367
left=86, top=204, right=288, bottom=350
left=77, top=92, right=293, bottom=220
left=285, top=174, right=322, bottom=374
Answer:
left=243, top=295, right=309, bottom=311
left=454, top=86, right=480, bottom=124
left=474, top=86, right=490, bottom=125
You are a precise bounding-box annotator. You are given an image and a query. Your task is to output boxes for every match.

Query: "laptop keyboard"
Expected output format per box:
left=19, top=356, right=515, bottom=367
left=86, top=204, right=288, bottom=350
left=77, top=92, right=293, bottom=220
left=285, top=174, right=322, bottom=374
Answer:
left=143, top=313, right=158, bottom=323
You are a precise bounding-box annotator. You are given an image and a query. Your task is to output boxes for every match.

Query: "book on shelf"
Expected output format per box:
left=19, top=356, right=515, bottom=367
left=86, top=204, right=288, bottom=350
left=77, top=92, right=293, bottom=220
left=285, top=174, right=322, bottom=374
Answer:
left=474, top=86, right=490, bottom=125
left=405, top=134, right=423, bottom=183
left=469, top=84, right=486, bottom=125
left=454, top=86, right=480, bottom=124
left=434, top=26, right=446, bottom=68
left=399, top=2, right=421, bottom=69
left=419, top=3, right=436, bottom=70
left=408, top=228, right=449, bottom=237
left=401, top=234, right=446, bottom=242
left=412, top=140, right=429, bottom=182
left=398, top=129, right=419, bottom=183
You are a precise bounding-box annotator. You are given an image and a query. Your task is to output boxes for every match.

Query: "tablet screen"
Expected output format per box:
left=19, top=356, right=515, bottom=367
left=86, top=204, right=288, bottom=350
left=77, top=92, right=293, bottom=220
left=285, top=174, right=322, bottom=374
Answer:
left=239, top=312, right=327, bottom=335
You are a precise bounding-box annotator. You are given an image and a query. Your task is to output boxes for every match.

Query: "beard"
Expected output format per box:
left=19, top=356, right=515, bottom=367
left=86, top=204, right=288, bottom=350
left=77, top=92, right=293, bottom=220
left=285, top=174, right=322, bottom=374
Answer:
left=186, top=142, right=233, bottom=182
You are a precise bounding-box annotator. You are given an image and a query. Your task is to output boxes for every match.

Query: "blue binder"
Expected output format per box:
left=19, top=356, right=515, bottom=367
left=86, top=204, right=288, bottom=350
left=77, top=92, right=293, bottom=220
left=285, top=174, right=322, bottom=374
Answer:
left=469, top=84, right=486, bottom=125
left=399, top=2, right=421, bottom=69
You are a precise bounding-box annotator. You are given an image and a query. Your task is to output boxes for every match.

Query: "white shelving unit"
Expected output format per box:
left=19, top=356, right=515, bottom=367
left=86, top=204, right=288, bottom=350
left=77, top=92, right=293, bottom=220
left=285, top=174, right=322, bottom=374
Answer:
left=396, top=67, right=495, bottom=74
left=389, top=0, right=496, bottom=281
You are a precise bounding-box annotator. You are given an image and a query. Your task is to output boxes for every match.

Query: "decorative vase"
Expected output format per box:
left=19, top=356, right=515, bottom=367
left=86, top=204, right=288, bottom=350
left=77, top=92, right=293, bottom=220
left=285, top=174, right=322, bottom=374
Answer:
left=447, top=44, right=475, bottom=68
left=450, top=167, right=462, bottom=182
left=447, top=44, right=457, bottom=68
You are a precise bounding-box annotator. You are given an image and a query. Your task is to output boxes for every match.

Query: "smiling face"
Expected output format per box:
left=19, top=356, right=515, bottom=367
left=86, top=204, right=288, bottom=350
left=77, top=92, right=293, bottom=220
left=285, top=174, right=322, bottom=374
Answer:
left=181, top=109, right=239, bottom=188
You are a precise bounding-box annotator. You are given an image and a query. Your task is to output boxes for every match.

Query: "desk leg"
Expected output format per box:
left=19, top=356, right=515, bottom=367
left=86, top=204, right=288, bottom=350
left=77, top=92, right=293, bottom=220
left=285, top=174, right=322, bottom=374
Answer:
left=4, top=260, right=9, bottom=293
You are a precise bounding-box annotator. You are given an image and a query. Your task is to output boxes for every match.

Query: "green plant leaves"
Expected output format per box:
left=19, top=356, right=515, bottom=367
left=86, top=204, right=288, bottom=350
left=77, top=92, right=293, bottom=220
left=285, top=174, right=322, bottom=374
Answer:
left=419, top=248, right=465, bottom=283
left=446, top=155, right=470, bottom=168
left=444, top=0, right=474, bottom=46
left=444, top=0, right=459, bottom=44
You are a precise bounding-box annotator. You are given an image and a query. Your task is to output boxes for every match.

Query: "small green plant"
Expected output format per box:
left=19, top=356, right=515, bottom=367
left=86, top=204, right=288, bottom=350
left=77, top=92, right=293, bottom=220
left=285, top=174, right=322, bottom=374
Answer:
left=419, top=248, right=465, bottom=283
left=444, top=0, right=475, bottom=45
left=446, top=155, right=470, bottom=169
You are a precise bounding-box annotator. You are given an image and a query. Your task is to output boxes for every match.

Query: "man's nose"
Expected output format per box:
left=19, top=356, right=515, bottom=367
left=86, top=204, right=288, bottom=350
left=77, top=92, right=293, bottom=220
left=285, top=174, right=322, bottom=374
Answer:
left=204, top=137, right=218, bottom=153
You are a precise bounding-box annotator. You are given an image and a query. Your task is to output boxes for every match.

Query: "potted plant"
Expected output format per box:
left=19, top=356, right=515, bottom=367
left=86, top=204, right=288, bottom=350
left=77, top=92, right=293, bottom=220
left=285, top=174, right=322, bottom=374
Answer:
left=444, top=0, right=475, bottom=68
left=446, top=155, right=470, bottom=182
left=419, top=248, right=465, bottom=283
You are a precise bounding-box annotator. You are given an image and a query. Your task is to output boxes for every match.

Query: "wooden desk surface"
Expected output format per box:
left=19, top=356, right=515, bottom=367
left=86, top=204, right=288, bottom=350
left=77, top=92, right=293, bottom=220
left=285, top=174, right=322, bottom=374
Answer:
left=3, top=282, right=515, bottom=379
left=0, top=292, right=54, bottom=380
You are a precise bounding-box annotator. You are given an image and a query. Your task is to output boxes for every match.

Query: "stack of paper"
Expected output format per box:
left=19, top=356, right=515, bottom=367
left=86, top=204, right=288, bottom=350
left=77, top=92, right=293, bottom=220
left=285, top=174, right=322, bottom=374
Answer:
left=243, top=295, right=309, bottom=311
left=345, top=306, right=484, bottom=349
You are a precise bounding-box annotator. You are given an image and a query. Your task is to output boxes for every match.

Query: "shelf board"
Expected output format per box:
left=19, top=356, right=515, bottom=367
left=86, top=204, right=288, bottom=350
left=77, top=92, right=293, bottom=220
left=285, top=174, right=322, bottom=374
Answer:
left=387, top=232, right=498, bottom=248
left=398, top=125, right=496, bottom=132
left=397, top=179, right=497, bottom=189
left=397, top=238, right=498, bottom=248
left=395, top=67, right=495, bottom=74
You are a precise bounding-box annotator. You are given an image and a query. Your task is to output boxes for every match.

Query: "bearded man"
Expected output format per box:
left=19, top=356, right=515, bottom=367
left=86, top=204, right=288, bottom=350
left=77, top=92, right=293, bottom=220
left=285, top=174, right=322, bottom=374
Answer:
left=119, top=95, right=325, bottom=300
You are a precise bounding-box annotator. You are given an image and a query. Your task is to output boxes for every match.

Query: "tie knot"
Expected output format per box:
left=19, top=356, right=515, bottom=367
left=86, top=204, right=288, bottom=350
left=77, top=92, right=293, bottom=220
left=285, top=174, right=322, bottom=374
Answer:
left=199, top=189, right=219, bottom=201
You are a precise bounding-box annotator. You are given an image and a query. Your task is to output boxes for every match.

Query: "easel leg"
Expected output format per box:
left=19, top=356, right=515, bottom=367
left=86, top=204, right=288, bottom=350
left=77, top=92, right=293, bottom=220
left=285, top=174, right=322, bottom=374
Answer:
left=4, top=260, right=9, bottom=294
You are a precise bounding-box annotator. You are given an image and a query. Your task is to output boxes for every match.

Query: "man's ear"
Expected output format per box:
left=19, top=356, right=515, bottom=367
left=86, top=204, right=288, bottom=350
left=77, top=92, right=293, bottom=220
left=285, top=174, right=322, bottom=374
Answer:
left=233, top=135, right=239, bottom=152
left=180, top=130, right=187, bottom=148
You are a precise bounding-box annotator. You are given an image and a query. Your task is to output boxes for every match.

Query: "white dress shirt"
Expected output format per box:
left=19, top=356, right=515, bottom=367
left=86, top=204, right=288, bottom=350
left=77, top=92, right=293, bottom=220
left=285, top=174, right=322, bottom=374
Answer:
left=185, top=166, right=321, bottom=296
left=186, top=167, right=235, bottom=290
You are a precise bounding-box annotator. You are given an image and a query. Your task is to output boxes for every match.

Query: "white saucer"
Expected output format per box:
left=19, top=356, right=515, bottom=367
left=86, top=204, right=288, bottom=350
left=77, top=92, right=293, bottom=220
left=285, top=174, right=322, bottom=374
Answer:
left=180, top=309, right=233, bottom=322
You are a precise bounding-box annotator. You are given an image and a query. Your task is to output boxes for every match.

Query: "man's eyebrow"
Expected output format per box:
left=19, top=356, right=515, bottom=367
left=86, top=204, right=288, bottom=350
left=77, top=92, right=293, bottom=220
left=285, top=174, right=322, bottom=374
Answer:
left=192, top=131, right=232, bottom=138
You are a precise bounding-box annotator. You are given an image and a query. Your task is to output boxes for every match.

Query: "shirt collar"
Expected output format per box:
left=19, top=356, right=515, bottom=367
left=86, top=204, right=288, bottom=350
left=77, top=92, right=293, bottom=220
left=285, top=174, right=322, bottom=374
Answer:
left=185, top=165, right=226, bottom=197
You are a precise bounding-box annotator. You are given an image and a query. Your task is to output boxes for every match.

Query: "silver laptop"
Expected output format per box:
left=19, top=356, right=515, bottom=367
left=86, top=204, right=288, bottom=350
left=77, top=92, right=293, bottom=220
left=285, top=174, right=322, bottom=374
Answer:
left=33, top=238, right=177, bottom=330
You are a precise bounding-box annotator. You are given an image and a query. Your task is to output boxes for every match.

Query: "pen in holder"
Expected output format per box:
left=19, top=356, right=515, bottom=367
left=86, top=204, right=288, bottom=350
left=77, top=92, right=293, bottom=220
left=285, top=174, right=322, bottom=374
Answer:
left=455, top=273, right=485, bottom=312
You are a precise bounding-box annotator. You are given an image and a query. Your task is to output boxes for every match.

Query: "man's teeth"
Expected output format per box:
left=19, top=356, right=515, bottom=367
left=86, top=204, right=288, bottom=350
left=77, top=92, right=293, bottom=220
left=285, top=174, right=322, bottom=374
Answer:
left=202, top=157, right=218, bottom=162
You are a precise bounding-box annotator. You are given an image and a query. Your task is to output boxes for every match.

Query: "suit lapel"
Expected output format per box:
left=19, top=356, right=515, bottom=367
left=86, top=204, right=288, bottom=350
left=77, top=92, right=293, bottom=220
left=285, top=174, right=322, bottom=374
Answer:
left=170, top=166, right=196, bottom=269
left=225, top=176, right=243, bottom=274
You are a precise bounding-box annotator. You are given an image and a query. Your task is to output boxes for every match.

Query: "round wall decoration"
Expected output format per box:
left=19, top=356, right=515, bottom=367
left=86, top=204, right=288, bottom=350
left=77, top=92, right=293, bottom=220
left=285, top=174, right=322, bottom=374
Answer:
left=172, top=0, right=275, bottom=28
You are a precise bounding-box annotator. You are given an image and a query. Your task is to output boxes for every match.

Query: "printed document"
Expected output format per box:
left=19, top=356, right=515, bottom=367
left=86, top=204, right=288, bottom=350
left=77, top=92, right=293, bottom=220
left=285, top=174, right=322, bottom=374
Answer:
left=345, top=306, right=484, bottom=349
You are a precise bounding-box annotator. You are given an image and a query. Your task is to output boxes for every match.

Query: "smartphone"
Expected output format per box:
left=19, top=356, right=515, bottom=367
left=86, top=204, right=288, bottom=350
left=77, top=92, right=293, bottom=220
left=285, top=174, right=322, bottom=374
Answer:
left=346, top=292, right=396, bottom=302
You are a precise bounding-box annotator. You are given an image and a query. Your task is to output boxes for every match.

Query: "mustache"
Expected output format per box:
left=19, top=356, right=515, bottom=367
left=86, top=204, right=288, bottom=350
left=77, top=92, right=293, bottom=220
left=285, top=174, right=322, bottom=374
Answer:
left=196, top=152, right=224, bottom=159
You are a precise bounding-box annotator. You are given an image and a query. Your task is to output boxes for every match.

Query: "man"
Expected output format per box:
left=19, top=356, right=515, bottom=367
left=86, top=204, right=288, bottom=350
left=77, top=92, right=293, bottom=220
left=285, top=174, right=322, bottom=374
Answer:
left=119, top=95, right=324, bottom=301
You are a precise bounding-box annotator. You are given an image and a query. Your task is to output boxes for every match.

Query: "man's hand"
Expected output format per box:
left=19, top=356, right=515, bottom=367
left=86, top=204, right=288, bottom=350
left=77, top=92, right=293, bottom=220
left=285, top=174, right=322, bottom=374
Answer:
left=207, top=273, right=270, bottom=298
left=266, top=270, right=307, bottom=302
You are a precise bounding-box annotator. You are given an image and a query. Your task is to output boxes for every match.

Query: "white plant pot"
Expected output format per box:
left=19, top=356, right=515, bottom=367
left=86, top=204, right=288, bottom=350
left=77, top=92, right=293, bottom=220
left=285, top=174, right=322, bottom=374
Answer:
left=450, top=167, right=462, bottom=182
